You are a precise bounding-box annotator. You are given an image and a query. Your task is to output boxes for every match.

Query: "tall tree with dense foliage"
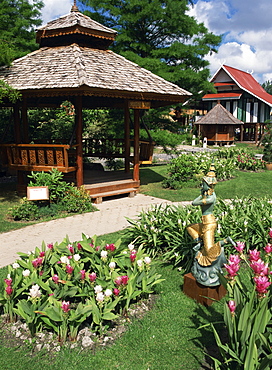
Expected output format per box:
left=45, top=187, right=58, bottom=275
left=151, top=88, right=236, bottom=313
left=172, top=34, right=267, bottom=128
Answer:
left=262, top=80, right=272, bottom=95
left=80, top=0, right=221, bottom=97
left=0, top=0, right=43, bottom=66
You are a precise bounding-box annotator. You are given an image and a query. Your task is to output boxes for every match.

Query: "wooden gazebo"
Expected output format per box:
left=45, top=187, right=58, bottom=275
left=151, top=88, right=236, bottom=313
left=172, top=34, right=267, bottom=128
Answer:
left=194, top=102, right=244, bottom=146
left=0, top=3, right=191, bottom=202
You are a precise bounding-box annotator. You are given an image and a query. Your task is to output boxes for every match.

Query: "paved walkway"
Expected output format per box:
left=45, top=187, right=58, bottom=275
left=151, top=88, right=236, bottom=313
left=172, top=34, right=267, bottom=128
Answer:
left=0, top=194, right=190, bottom=268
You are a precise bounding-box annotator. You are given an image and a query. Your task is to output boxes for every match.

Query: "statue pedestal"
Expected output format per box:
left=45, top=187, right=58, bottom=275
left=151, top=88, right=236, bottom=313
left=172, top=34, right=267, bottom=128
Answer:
left=183, top=273, right=226, bottom=306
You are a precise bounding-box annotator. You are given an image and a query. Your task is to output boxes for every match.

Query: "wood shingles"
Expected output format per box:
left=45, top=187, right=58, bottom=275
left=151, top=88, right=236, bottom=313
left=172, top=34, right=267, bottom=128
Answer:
left=0, top=9, right=191, bottom=107
left=196, top=103, right=243, bottom=125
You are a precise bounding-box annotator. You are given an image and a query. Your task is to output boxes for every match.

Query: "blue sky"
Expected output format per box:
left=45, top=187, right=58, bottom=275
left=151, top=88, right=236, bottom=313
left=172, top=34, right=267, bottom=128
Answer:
left=40, top=0, right=272, bottom=84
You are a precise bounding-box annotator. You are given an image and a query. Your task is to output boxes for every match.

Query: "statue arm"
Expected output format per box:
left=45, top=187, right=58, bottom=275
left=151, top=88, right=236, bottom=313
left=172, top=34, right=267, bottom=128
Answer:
left=192, top=194, right=215, bottom=206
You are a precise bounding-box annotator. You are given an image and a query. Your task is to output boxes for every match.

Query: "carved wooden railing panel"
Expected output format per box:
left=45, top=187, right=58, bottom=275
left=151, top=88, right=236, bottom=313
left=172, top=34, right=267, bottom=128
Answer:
left=0, top=144, right=77, bottom=173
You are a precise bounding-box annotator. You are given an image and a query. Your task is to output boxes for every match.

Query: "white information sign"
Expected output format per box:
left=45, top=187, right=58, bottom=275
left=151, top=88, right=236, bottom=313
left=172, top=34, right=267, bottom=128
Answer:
left=27, top=186, right=49, bottom=201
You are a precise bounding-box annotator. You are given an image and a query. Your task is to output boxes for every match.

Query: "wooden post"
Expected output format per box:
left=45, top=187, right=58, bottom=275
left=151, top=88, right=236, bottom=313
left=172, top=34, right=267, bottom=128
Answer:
left=124, top=101, right=130, bottom=173
left=240, top=124, right=244, bottom=142
left=75, top=96, right=83, bottom=187
left=13, top=103, right=21, bottom=143
left=133, top=109, right=140, bottom=182
left=22, top=97, right=29, bottom=143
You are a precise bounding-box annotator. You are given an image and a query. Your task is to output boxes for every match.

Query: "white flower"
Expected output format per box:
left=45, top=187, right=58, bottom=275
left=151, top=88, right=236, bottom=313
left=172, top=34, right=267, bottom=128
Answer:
left=137, top=259, right=143, bottom=267
left=182, top=221, right=187, bottom=227
left=22, top=269, right=30, bottom=277
left=29, top=284, right=41, bottom=299
left=73, top=254, right=81, bottom=261
left=94, top=285, right=103, bottom=294
left=100, top=250, right=108, bottom=258
left=217, top=224, right=221, bottom=234
left=104, top=289, right=112, bottom=297
left=96, top=292, right=104, bottom=302
left=60, top=256, right=70, bottom=264
left=12, top=262, right=20, bottom=269
left=144, top=256, right=151, bottom=264
left=109, top=261, right=116, bottom=269
left=128, top=243, right=134, bottom=251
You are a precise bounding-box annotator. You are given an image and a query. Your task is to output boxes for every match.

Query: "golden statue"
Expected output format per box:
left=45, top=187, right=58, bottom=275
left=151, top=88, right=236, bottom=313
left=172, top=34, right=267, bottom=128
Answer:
left=187, top=163, right=234, bottom=286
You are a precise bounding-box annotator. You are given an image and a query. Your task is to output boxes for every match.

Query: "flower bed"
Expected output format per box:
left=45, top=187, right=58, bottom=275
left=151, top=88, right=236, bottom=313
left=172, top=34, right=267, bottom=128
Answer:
left=210, top=237, right=272, bottom=369
left=0, top=234, right=163, bottom=344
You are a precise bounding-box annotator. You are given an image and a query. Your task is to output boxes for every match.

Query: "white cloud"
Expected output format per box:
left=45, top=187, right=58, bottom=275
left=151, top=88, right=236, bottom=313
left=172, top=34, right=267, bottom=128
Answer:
left=188, top=0, right=272, bottom=83
left=41, top=0, right=72, bottom=25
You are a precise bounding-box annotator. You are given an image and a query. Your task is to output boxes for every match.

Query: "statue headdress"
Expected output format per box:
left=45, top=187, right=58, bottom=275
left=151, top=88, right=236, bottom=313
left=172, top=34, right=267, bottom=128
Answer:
left=203, top=162, right=217, bottom=186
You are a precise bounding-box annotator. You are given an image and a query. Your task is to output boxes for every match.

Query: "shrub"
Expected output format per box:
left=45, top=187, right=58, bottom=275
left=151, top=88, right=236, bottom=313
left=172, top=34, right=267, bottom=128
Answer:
left=10, top=197, right=39, bottom=221
left=0, top=234, right=163, bottom=343
left=162, top=148, right=265, bottom=190
left=162, top=152, right=236, bottom=189
left=60, top=186, right=96, bottom=213
left=28, top=168, right=70, bottom=203
left=10, top=169, right=96, bottom=221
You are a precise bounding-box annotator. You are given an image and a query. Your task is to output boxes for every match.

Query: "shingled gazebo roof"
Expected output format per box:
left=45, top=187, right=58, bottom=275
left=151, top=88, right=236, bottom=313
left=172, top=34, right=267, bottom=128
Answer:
left=195, top=103, right=244, bottom=125
left=0, top=6, right=191, bottom=108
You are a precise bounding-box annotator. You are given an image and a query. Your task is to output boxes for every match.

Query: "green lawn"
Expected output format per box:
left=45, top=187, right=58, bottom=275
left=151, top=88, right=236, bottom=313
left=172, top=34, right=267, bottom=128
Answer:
left=140, top=166, right=272, bottom=201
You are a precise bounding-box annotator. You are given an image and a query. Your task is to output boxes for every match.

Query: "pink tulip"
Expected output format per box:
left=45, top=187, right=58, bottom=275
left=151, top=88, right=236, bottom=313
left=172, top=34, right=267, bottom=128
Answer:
left=121, top=275, right=129, bottom=285
left=4, top=278, right=12, bottom=286
left=61, top=300, right=70, bottom=313
left=105, top=243, right=116, bottom=252
left=89, top=272, right=97, bottom=282
left=269, top=228, right=272, bottom=238
left=77, top=243, right=82, bottom=250
left=47, top=243, right=53, bottom=250
left=68, top=245, right=74, bottom=254
left=224, top=262, right=240, bottom=278
left=66, top=265, right=74, bottom=274
left=114, top=276, right=123, bottom=286
left=52, top=274, right=59, bottom=283
left=32, top=257, right=43, bottom=269
left=254, top=275, right=271, bottom=295
left=228, top=255, right=241, bottom=265
left=248, top=249, right=260, bottom=262
left=80, top=270, right=86, bottom=280
left=250, top=259, right=270, bottom=276
left=264, top=243, right=272, bottom=254
left=113, top=288, right=120, bottom=296
left=130, top=253, right=136, bottom=262
left=235, top=241, right=245, bottom=253
left=5, top=286, right=13, bottom=295
left=228, top=300, right=236, bottom=314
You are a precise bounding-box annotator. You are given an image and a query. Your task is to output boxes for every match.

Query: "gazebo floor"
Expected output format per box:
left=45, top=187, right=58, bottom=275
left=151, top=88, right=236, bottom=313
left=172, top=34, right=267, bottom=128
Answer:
left=82, top=170, right=140, bottom=204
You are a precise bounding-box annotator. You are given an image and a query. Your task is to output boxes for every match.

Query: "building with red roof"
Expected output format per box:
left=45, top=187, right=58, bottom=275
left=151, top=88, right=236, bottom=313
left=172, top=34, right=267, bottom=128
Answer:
left=202, top=65, right=272, bottom=142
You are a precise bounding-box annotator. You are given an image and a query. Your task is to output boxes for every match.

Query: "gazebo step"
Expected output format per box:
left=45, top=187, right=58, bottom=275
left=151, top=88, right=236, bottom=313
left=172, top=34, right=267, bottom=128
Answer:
left=84, top=179, right=139, bottom=195
left=89, top=187, right=139, bottom=204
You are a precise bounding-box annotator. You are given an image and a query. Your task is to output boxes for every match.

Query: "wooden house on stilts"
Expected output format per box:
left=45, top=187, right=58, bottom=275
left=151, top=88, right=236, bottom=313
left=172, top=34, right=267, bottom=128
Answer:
left=0, top=2, right=191, bottom=202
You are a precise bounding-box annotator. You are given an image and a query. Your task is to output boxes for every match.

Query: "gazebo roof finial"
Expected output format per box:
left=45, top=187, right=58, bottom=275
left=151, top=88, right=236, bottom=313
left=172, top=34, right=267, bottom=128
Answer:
left=71, top=0, right=79, bottom=12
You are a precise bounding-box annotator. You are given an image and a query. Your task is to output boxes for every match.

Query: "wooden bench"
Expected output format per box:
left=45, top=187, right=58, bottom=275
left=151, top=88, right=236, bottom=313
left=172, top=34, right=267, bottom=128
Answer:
left=0, top=144, right=77, bottom=173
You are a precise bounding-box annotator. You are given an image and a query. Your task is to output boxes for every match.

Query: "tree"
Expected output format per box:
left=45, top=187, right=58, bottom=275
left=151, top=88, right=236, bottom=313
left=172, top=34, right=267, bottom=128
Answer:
left=0, top=0, right=43, bottom=66
left=262, top=80, right=272, bottom=95
left=80, top=0, right=221, bottom=97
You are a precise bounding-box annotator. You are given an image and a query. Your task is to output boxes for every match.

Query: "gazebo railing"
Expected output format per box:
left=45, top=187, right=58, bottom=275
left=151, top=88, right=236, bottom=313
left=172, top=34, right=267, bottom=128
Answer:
left=0, top=144, right=77, bottom=173
left=82, top=138, right=155, bottom=164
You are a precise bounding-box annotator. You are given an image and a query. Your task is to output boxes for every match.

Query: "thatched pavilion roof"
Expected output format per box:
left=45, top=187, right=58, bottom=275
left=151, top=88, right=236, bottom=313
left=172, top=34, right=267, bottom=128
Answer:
left=0, top=7, right=191, bottom=108
left=195, top=103, right=244, bottom=125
